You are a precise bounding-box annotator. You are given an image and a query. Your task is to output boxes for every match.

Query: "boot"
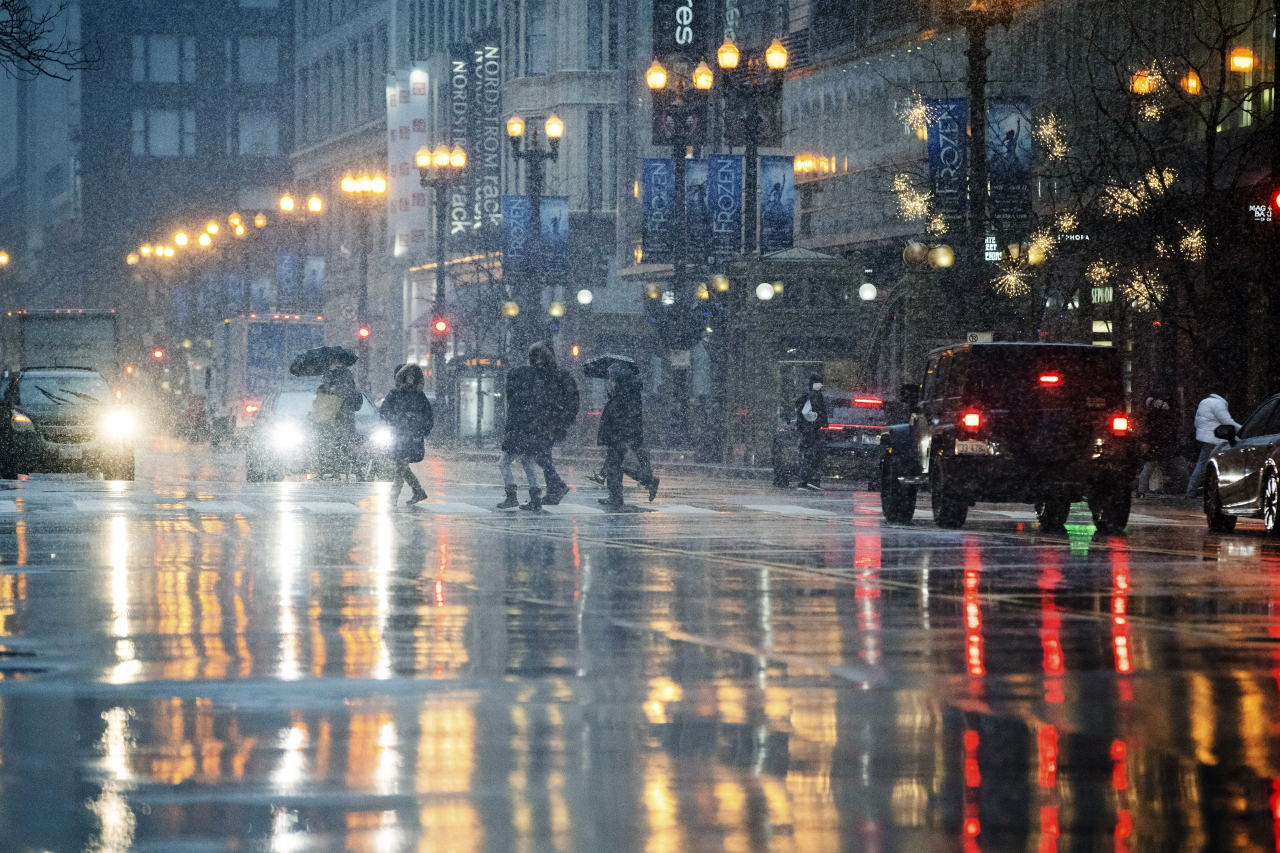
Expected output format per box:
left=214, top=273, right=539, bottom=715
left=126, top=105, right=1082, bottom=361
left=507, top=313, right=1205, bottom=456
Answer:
left=521, top=487, right=543, bottom=511
left=543, top=480, right=570, bottom=505
left=496, top=485, right=519, bottom=509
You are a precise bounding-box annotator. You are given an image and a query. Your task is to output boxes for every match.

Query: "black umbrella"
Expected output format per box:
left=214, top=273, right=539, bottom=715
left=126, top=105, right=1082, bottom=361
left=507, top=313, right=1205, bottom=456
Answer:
left=290, top=346, right=357, bottom=377
left=582, top=354, right=637, bottom=379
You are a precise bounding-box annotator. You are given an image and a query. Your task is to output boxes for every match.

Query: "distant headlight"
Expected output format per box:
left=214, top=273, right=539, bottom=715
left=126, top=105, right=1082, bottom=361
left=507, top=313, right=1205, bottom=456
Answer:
left=10, top=411, right=33, bottom=433
left=371, top=427, right=393, bottom=447
left=102, top=410, right=134, bottom=435
left=272, top=421, right=302, bottom=451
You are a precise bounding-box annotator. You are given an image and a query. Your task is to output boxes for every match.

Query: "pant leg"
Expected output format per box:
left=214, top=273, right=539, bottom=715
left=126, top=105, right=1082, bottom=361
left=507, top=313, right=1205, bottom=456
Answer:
left=1137, top=460, right=1155, bottom=494
left=401, top=462, right=424, bottom=496
left=499, top=452, right=517, bottom=487
left=1186, top=441, right=1216, bottom=497
left=390, top=463, right=404, bottom=499
left=622, top=442, right=653, bottom=485
left=604, top=444, right=625, bottom=504
left=535, top=445, right=564, bottom=489
left=520, top=455, right=540, bottom=489
left=798, top=437, right=821, bottom=484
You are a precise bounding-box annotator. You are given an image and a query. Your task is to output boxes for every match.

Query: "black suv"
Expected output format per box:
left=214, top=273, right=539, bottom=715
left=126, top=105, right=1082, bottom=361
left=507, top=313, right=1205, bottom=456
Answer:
left=879, top=343, right=1136, bottom=531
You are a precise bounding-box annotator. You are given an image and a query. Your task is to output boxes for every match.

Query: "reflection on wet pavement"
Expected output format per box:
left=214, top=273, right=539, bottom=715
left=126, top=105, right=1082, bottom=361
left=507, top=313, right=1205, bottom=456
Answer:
left=0, top=452, right=1279, bottom=850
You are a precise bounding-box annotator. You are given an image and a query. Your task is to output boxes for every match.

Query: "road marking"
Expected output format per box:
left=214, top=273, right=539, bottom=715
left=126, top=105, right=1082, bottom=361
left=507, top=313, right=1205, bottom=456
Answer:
left=653, top=504, right=720, bottom=514
left=542, top=503, right=606, bottom=515
left=189, top=501, right=255, bottom=514
left=297, top=502, right=363, bottom=514
left=0, top=501, right=16, bottom=513
left=73, top=500, right=134, bottom=513
left=742, top=504, right=839, bottom=517
left=414, top=501, right=491, bottom=514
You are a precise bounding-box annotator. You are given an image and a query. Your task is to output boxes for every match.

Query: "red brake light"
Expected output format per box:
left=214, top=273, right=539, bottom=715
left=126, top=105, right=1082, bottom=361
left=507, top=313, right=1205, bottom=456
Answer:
left=853, top=397, right=883, bottom=407
left=1039, top=374, right=1061, bottom=384
left=244, top=404, right=259, bottom=414
left=961, top=411, right=981, bottom=429
left=1111, top=415, right=1129, bottom=433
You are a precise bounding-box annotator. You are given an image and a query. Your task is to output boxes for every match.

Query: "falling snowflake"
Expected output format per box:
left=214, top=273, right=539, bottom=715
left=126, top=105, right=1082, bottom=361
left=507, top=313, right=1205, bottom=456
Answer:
left=1180, top=226, right=1205, bottom=261
left=1033, top=114, right=1069, bottom=161
left=892, top=174, right=932, bottom=221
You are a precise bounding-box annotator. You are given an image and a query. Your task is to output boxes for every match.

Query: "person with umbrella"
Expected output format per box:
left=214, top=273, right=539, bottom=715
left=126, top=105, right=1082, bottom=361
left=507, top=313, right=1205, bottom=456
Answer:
left=381, top=363, right=433, bottom=505
left=597, top=359, right=658, bottom=511
left=290, top=346, right=364, bottom=477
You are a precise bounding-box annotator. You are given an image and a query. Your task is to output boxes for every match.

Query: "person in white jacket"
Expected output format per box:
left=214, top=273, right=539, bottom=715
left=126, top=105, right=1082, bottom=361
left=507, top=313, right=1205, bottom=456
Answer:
left=1186, top=393, right=1242, bottom=498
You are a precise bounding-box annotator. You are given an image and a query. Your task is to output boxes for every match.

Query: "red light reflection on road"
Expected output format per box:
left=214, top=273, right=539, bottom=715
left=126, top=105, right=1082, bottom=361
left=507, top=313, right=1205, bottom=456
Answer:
left=1040, top=557, right=1064, bottom=703
left=962, top=728, right=982, bottom=852
left=1039, top=806, right=1059, bottom=853
left=855, top=535, right=882, bottom=665
left=1038, top=725, right=1058, bottom=789
left=1112, top=552, right=1131, bottom=676
left=964, top=542, right=984, bottom=680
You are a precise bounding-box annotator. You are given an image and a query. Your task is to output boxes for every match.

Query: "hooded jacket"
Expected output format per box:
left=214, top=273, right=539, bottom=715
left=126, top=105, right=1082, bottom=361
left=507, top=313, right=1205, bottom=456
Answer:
left=380, top=385, right=433, bottom=462
left=597, top=363, right=644, bottom=446
left=1194, top=394, right=1241, bottom=444
left=502, top=363, right=560, bottom=453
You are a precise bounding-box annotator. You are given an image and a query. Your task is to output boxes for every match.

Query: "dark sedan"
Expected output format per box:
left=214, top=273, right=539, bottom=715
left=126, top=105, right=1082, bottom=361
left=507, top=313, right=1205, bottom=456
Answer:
left=772, top=392, right=891, bottom=488
left=1204, top=392, right=1280, bottom=534
left=244, top=382, right=392, bottom=481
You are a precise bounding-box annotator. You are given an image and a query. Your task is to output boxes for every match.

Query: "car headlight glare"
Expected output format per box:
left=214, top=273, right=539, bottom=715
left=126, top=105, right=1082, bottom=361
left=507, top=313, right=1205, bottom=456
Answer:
left=103, top=410, right=134, bottom=435
left=11, top=411, right=33, bottom=433
left=272, top=421, right=302, bottom=451
left=371, top=427, right=393, bottom=447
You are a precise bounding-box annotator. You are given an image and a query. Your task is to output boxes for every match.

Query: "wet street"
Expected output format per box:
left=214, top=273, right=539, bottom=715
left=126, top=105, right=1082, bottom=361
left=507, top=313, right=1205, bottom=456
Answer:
left=1, top=443, right=1279, bottom=852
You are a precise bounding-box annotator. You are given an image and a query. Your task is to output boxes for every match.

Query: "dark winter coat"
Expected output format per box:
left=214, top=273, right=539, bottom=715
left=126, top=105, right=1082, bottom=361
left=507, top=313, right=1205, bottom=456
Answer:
left=502, top=364, right=560, bottom=453
left=1141, top=398, right=1178, bottom=458
left=597, top=369, right=644, bottom=446
left=552, top=367, right=580, bottom=442
left=795, top=390, right=828, bottom=442
left=380, top=386, right=433, bottom=462
left=322, top=366, right=363, bottom=425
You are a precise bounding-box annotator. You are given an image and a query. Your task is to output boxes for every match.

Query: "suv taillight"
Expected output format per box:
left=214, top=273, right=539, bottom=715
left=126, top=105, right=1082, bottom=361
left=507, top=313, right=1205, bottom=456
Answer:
left=961, top=411, right=981, bottom=430
left=1110, top=415, right=1129, bottom=434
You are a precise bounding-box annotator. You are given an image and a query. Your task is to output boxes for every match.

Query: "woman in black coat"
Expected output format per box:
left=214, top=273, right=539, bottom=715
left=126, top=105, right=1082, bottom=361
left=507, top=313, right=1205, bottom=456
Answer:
left=794, top=372, right=828, bottom=491
left=380, top=363, right=433, bottom=504
left=596, top=361, right=658, bottom=509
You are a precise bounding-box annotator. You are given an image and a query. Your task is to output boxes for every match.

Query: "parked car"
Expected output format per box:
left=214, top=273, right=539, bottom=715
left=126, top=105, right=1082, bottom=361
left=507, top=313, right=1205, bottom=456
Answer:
left=1203, top=393, right=1280, bottom=535
left=0, top=367, right=135, bottom=480
left=772, top=391, right=890, bottom=487
left=243, top=380, right=392, bottom=481
left=879, top=342, right=1137, bottom=532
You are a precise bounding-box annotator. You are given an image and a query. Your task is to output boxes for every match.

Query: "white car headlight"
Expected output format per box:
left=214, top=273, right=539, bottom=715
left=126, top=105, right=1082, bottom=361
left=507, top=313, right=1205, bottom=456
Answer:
left=11, top=411, right=34, bottom=433
left=371, top=427, right=393, bottom=447
left=103, top=409, right=134, bottom=435
left=272, top=421, right=302, bottom=451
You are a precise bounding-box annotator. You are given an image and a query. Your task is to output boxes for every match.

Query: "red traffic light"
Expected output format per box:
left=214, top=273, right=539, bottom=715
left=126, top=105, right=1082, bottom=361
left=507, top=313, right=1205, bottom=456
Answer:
left=151, top=349, right=164, bottom=360
left=357, top=325, right=371, bottom=339
left=432, top=317, right=448, bottom=334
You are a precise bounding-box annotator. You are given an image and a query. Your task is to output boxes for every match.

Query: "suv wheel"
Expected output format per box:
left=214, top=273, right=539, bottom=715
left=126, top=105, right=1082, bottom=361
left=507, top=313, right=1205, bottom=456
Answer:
left=1088, top=484, right=1130, bottom=534
left=880, top=457, right=917, bottom=524
left=930, top=461, right=968, bottom=529
left=1205, top=470, right=1237, bottom=533
left=1262, top=470, right=1278, bottom=536
left=1035, top=495, right=1072, bottom=530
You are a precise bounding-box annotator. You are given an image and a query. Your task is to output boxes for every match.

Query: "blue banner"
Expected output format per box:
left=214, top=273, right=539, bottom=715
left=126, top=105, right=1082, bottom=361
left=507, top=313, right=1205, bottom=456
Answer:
left=502, top=194, right=530, bottom=276
left=685, top=159, right=710, bottom=262
left=170, top=287, right=190, bottom=328
left=304, top=256, right=325, bottom=314
left=541, top=196, right=569, bottom=282
left=988, top=97, right=1033, bottom=236
left=198, top=272, right=224, bottom=321
left=758, top=155, right=795, bottom=254
left=275, top=253, right=297, bottom=311
left=707, top=153, right=743, bottom=256
left=925, top=97, right=968, bottom=232
left=641, top=157, right=675, bottom=263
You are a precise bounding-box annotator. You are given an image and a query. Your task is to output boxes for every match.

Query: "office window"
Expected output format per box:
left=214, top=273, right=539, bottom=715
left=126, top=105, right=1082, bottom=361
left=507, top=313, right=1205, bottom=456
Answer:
left=525, top=0, right=547, bottom=75
left=131, top=109, right=195, bottom=156
left=239, top=37, right=278, bottom=84
left=132, top=35, right=194, bottom=83
left=239, top=112, right=280, bottom=156
left=587, top=110, right=602, bottom=210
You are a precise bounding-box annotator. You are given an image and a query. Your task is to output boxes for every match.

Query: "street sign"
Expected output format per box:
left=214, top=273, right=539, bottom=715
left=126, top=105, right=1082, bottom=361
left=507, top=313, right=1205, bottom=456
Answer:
left=966, top=332, right=993, bottom=343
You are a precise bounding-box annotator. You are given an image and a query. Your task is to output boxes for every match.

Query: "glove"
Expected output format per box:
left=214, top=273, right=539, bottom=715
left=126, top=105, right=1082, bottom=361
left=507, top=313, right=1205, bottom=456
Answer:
left=802, top=400, right=817, bottom=423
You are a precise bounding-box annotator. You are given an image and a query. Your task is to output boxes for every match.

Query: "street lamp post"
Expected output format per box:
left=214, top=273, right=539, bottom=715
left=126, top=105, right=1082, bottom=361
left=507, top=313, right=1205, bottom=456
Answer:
left=715, top=37, right=788, bottom=254
left=507, top=114, right=562, bottom=354
left=416, top=144, right=467, bottom=383
left=277, top=193, right=324, bottom=314
left=340, top=174, right=388, bottom=386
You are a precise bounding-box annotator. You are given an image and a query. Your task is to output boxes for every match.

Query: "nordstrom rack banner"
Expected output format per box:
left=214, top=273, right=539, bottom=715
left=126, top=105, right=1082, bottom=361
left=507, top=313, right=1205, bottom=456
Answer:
left=448, top=28, right=503, bottom=249
left=501, top=195, right=569, bottom=281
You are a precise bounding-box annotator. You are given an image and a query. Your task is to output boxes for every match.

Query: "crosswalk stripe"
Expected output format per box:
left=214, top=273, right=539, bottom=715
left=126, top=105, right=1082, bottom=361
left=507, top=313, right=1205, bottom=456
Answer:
left=542, top=503, right=606, bottom=515
left=296, top=502, right=363, bottom=514
left=653, top=504, right=720, bottom=514
left=73, top=500, right=134, bottom=513
left=742, top=504, right=839, bottom=517
left=413, top=501, right=491, bottom=514
left=0, top=500, right=16, bottom=513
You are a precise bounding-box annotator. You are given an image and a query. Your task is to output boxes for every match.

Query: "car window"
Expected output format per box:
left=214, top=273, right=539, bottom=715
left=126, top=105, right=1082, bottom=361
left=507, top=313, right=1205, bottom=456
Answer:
left=942, top=349, right=971, bottom=400
left=964, top=347, right=1125, bottom=409
left=16, top=373, right=111, bottom=407
left=1239, top=399, right=1279, bottom=440
left=921, top=358, right=939, bottom=402
left=274, top=391, right=318, bottom=417
left=1264, top=399, right=1280, bottom=437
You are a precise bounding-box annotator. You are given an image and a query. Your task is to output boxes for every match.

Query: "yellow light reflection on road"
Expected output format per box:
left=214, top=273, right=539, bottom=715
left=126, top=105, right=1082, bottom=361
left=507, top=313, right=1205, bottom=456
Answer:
left=108, top=516, right=140, bottom=684
left=277, top=507, right=302, bottom=681
left=272, top=719, right=309, bottom=793
left=88, top=707, right=136, bottom=853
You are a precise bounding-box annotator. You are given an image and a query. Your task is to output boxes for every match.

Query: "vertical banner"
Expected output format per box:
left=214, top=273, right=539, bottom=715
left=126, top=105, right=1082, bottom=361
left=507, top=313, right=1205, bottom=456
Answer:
left=198, top=272, right=224, bottom=321
left=541, top=196, right=569, bottom=282
left=304, top=256, right=325, bottom=313
left=501, top=195, right=530, bottom=276
left=685, top=159, right=710, bottom=262
left=386, top=75, right=402, bottom=254
left=449, top=44, right=473, bottom=240
left=641, top=157, right=675, bottom=263
left=758, top=155, right=795, bottom=253
left=471, top=30, right=502, bottom=248
left=925, top=97, right=968, bottom=233
left=225, top=272, right=245, bottom=312
left=987, top=97, right=1033, bottom=237
left=707, top=153, right=743, bottom=256
left=250, top=275, right=272, bottom=313
left=275, top=252, right=297, bottom=310
left=408, top=65, right=431, bottom=254
left=652, top=0, right=712, bottom=61
left=394, top=71, right=412, bottom=257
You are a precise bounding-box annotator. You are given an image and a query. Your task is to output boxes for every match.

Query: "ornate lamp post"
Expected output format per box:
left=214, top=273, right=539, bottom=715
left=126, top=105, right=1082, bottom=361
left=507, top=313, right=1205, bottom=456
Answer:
left=276, top=192, right=324, bottom=314
left=340, top=173, right=387, bottom=384
left=506, top=114, right=562, bottom=354
left=715, top=37, right=788, bottom=254
left=416, top=144, right=467, bottom=379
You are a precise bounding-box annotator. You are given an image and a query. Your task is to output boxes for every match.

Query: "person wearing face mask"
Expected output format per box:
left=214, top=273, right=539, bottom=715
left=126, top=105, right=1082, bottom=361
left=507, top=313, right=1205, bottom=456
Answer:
left=794, top=373, right=829, bottom=491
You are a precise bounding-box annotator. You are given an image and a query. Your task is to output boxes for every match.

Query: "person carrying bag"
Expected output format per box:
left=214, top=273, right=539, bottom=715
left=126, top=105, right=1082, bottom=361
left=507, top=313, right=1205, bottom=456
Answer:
left=380, top=363, right=433, bottom=505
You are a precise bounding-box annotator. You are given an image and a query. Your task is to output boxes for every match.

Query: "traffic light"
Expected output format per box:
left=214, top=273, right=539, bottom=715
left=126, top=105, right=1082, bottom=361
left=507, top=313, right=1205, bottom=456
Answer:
left=151, top=348, right=164, bottom=360
left=357, top=325, right=371, bottom=340
left=431, top=316, right=449, bottom=335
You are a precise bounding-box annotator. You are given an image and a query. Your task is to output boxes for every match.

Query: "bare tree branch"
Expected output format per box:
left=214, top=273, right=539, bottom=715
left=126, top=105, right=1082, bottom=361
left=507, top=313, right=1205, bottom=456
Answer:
left=0, top=0, right=100, bottom=81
